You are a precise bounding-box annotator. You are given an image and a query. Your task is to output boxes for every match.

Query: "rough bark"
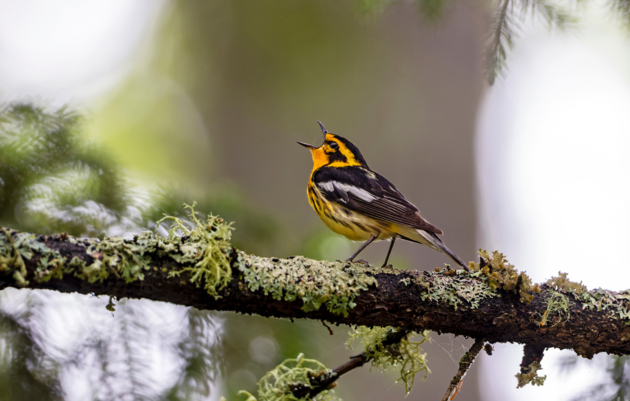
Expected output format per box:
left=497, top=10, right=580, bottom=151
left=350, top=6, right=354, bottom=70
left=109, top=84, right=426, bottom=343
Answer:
left=1, top=229, right=630, bottom=359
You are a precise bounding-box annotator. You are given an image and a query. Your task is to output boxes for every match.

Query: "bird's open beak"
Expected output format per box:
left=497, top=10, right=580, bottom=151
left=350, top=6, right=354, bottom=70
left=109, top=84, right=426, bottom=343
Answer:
left=298, top=121, right=329, bottom=149
left=317, top=120, right=328, bottom=136
left=297, top=141, right=315, bottom=149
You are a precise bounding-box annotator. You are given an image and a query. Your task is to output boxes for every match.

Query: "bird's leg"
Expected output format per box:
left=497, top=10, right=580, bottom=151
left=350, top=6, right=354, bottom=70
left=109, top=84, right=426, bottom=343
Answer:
left=347, top=235, right=377, bottom=262
left=382, top=237, right=396, bottom=268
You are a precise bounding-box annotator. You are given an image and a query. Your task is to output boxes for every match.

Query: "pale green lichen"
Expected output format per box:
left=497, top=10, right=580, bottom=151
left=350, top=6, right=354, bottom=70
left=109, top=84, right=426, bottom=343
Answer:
left=85, top=236, right=153, bottom=283
left=3, top=202, right=382, bottom=310
left=420, top=267, right=497, bottom=310
left=399, top=277, right=412, bottom=286
left=236, top=353, right=340, bottom=401
left=0, top=227, right=47, bottom=286
left=0, top=229, right=28, bottom=285
left=469, top=250, right=541, bottom=304
left=157, top=202, right=234, bottom=297
left=346, top=326, right=431, bottom=395
left=237, top=254, right=381, bottom=316
left=578, top=288, right=630, bottom=322
left=546, top=271, right=630, bottom=324
left=537, top=290, right=571, bottom=327
left=1, top=203, right=236, bottom=300
left=546, top=271, right=587, bottom=294
left=72, top=202, right=234, bottom=298
left=416, top=250, right=542, bottom=310
left=515, top=361, right=546, bottom=388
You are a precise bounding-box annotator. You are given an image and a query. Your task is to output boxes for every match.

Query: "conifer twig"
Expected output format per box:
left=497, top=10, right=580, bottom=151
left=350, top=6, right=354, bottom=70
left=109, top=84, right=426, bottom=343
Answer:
left=486, top=0, right=512, bottom=84
left=441, top=338, right=484, bottom=401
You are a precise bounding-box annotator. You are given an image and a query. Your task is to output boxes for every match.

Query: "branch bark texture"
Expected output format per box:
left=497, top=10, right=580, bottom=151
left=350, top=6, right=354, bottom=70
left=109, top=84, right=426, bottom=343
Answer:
left=1, top=228, right=629, bottom=359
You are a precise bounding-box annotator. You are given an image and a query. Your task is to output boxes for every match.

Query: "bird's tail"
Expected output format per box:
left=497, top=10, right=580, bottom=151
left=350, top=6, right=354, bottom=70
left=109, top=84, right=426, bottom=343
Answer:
left=398, top=226, right=469, bottom=271
left=433, top=237, right=468, bottom=271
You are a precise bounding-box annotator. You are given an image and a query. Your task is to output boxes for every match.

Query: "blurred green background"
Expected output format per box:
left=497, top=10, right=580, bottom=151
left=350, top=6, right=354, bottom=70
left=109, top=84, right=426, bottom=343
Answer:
left=0, top=0, right=487, bottom=400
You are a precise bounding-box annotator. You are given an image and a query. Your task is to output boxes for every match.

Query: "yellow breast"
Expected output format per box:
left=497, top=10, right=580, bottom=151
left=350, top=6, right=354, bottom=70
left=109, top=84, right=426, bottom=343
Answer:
left=307, top=182, right=393, bottom=242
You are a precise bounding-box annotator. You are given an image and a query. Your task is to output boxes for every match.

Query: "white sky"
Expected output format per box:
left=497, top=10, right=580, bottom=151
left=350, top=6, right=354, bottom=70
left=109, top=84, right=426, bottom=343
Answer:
left=0, top=0, right=166, bottom=106
left=477, top=5, right=630, bottom=400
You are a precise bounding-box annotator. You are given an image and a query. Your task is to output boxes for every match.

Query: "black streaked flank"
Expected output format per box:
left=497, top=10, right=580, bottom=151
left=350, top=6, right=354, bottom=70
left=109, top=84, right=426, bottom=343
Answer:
left=313, top=166, right=443, bottom=234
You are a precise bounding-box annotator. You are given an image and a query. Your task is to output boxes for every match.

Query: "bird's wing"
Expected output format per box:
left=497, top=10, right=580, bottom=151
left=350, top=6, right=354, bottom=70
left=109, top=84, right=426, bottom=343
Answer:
left=313, top=166, right=443, bottom=234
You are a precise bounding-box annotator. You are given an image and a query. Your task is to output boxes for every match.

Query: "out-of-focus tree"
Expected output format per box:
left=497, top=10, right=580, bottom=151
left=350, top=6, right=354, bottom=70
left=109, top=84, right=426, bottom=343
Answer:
left=0, top=104, right=130, bottom=237
left=0, top=103, right=295, bottom=400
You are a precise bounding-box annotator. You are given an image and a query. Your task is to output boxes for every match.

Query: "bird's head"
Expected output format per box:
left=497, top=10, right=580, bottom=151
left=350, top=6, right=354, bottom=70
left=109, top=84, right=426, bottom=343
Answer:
left=298, top=121, right=369, bottom=171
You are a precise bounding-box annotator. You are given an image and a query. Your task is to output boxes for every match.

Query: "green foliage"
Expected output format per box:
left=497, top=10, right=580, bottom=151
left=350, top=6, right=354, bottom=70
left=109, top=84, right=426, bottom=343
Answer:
left=358, top=0, right=396, bottom=16
left=237, top=254, right=381, bottom=316
left=359, top=0, right=448, bottom=22
left=416, top=0, right=449, bottom=22
left=235, top=354, right=340, bottom=401
left=346, top=327, right=430, bottom=395
left=516, top=361, right=547, bottom=388
left=164, top=309, right=223, bottom=401
left=356, top=0, right=580, bottom=84
left=0, top=310, right=63, bottom=401
left=0, top=103, right=130, bottom=236
left=0, top=101, right=296, bottom=401
left=483, top=0, right=574, bottom=84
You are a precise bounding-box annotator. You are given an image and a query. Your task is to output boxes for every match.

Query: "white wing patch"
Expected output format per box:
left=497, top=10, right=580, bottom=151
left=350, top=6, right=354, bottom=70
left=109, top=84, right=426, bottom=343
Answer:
left=318, top=181, right=335, bottom=192
left=318, top=181, right=376, bottom=203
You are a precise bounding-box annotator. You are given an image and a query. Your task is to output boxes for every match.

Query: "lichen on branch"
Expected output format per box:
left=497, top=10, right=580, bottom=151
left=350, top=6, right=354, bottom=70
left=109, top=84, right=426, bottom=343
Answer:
left=235, top=354, right=340, bottom=401
left=0, top=227, right=30, bottom=286
left=0, top=203, right=239, bottom=300
left=237, top=254, right=383, bottom=316
left=346, top=326, right=431, bottom=394
left=516, top=361, right=546, bottom=388
left=157, top=202, right=235, bottom=297
left=470, top=250, right=541, bottom=303
left=536, top=290, right=571, bottom=328
left=0, top=203, right=386, bottom=321
left=4, top=214, right=630, bottom=362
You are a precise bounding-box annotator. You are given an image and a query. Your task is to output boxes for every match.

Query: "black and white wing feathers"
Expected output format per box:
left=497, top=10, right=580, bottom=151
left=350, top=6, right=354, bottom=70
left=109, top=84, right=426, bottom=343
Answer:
left=313, top=166, right=443, bottom=235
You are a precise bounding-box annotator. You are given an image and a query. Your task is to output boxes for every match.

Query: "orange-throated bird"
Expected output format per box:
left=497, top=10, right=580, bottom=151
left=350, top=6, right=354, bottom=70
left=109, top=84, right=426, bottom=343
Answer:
left=298, top=121, right=467, bottom=269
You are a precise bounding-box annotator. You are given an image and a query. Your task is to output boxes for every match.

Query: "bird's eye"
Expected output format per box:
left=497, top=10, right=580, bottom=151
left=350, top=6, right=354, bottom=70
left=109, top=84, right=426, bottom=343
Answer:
left=328, top=141, right=338, bottom=149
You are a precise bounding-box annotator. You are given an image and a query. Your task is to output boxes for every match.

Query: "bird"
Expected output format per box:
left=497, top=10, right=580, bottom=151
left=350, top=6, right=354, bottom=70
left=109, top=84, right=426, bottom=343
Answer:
left=298, top=121, right=468, bottom=270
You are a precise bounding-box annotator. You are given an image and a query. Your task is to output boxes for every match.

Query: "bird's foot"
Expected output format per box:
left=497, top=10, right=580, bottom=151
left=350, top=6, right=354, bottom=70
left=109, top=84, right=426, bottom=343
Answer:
left=350, top=259, right=371, bottom=267
left=381, top=264, right=394, bottom=270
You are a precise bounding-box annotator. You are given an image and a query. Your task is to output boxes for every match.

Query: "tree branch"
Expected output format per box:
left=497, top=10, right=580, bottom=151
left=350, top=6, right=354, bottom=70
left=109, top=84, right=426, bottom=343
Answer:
left=292, top=330, right=411, bottom=399
left=441, top=338, right=485, bottom=401
left=1, top=228, right=630, bottom=360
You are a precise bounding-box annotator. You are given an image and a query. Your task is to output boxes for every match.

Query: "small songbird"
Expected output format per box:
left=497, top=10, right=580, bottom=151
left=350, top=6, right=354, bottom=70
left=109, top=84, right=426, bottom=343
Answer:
left=299, top=121, right=467, bottom=269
